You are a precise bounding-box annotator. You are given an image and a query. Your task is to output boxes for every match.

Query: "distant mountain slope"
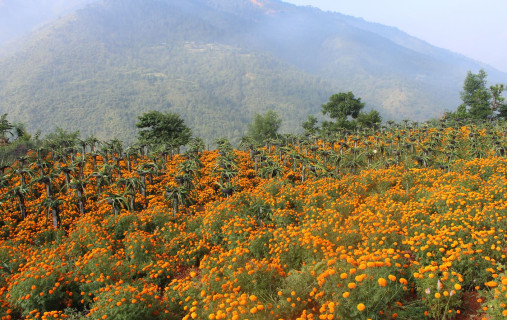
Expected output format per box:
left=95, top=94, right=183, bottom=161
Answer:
left=0, top=0, right=505, bottom=143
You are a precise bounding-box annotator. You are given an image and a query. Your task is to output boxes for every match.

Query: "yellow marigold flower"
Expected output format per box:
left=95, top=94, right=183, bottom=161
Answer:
left=357, top=303, right=366, bottom=311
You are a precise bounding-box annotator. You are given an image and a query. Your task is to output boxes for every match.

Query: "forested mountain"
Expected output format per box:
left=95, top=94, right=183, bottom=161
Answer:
left=0, top=0, right=506, bottom=143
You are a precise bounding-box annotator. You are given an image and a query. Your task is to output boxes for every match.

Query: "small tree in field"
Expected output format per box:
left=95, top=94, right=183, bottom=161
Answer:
left=448, top=69, right=506, bottom=121
left=0, top=114, right=14, bottom=145
left=320, top=92, right=380, bottom=131
left=247, top=110, right=282, bottom=145
left=302, top=115, right=319, bottom=135
left=136, top=111, right=191, bottom=148
left=459, top=69, right=492, bottom=120
left=357, top=109, right=382, bottom=128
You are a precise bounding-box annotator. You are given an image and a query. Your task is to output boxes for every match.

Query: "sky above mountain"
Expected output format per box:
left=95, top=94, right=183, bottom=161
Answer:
left=285, top=0, right=507, bottom=73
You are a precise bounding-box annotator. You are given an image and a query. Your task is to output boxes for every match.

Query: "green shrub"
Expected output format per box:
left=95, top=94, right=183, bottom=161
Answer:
left=314, top=260, right=408, bottom=320
left=276, top=267, right=317, bottom=318
left=106, top=213, right=141, bottom=240
left=124, top=230, right=157, bottom=266
left=414, top=268, right=464, bottom=320
left=8, top=257, right=79, bottom=316
left=88, top=282, right=169, bottom=320
left=249, top=231, right=273, bottom=260
left=67, top=218, right=114, bottom=257
left=480, top=269, right=507, bottom=319
left=72, top=247, right=132, bottom=305
left=34, top=228, right=66, bottom=247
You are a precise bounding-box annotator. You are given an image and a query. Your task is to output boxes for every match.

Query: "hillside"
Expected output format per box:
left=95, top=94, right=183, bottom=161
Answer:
left=0, top=121, right=506, bottom=319
left=0, top=0, right=506, bottom=143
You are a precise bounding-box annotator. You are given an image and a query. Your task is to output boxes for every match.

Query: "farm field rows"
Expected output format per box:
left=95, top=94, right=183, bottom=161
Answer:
left=0, top=123, right=506, bottom=319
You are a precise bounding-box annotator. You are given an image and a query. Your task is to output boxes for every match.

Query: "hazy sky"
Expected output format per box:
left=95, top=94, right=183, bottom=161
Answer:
left=285, top=0, right=507, bottom=73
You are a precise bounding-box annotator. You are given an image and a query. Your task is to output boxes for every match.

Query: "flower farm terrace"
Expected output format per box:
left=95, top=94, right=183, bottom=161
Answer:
left=0, top=122, right=506, bottom=320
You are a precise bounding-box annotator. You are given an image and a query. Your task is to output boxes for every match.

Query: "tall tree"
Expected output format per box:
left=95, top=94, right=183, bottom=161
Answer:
left=301, top=115, right=319, bottom=135
left=459, top=69, right=492, bottom=120
left=136, top=111, right=191, bottom=148
left=321, top=92, right=364, bottom=131
left=491, top=84, right=507, bottom=119
left=0, top=114, right=14, bottom=145
left=247, top=110, right=282, bottom=145
left=43, top=127, right=80, bottom=151
left=357, top=109, right=382, bottom=128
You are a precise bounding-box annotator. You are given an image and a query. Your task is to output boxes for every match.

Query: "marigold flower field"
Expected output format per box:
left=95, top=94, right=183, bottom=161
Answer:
left=0, top=123, right=506, bottom=319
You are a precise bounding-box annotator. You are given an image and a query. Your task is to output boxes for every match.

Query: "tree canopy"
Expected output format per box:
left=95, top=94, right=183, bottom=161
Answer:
left=0, top=114, right=36, bottom=165
left=450, top=69, right=506, bottom=121
left=136, top=111, right=192, bottom=148
left=459, top=69, right=492, bottom=119
left=320, top=92, right=365, bottom=131
left=0, top=114, right=14, bottom=145
left=319, top=92, right=381, bottom=131
left=301, top=115, right=319, bottom=135
left=357, top=109, right=382, bottom=128
left=246, top=110, right=282, bottom=145
left=321, top=92, right=364, bottom=120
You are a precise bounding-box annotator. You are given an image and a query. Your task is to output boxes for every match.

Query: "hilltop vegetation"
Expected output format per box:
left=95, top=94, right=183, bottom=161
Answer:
left=1, top=0, right=507, bottom=144
left=0, top=117, right=506, bottom=319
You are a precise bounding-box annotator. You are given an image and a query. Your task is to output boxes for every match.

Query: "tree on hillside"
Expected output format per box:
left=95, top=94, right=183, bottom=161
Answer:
left=0, top=114, right=14, bottom=145
left=0, top=114, right=37, bottom=166
left=459, top=69, right=492, bottom=120
left=357, top=109, right=382, bottom=128
left=44, top=127, right=80, bottom=150
left=136, top=111, right=191, bottom=148
left=491, top=84, right=507, bottom=119
left=246, top=110, right=282, bottom=145
left=302, top=115, right=319, bottom=135
left=321, top=92, right=364, bottom=131
left=320, top=92, right=380, bottom=131
left=449, top=69, right=507, bottom=121
left=322, top=92, right=364, bottom=120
